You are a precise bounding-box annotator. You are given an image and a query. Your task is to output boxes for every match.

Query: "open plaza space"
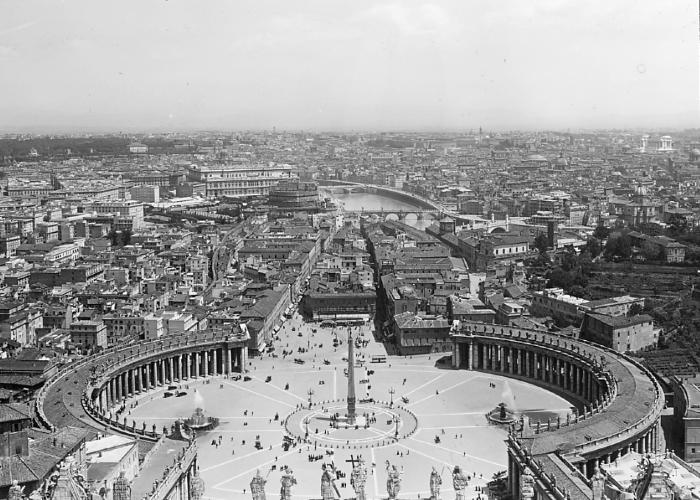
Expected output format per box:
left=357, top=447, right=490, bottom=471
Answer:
left=126, top=315, right=574, bottom=499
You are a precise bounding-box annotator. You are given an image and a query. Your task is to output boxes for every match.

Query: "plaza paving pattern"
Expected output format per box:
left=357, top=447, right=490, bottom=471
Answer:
left=126, top=316, right=573, bottom=499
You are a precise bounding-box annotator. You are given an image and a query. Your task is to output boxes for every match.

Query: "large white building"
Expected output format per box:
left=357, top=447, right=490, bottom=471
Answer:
left=89, top=200, right=145, bottom=229
left=186, top=163, right=294, bottom=197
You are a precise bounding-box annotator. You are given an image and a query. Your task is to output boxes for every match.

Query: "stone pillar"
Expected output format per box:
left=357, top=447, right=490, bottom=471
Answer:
left=213, top=349, right=219, bottom=376
left=177, top=354, right=182, bottom=381
left=168, top=357, right=174, bottom=384
left=241, top=347, right=247, bottom=372
left=509, top=347, right=514, bottom=374
left=578, top=366, right=584, bottom=396
left=585, top=370, right=591, bottom=401
left=138, top=366, right=143, bottom=393
left=226, top=348, right=232, bottom=374
left=468, top=342, right=474, bottom=370
left=453, top=343, right=460, bottom=368
left=186, top=353, right=191, bottom=379
left=203, top=351, right=209, bottom=377
left=160, top=360, right=166, bottom=385
left=129, top=369, right=135, bottom=396
left=194, top=352, right=200, bottom=377
left=145, top=363, right=151, bottom=389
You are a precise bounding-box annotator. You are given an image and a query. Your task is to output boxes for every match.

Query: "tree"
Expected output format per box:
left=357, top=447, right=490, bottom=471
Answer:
left=534, top=233, right=549, bottom=254
left=636, top=222, right=662, bottom=236
left=629, top=303, right=644, bottom=316
left=668, top=213, right=689, bottom=235
left=641, top=240, right=662, bottom=261
left=560, top=246, right=578, bottom=272
left=604, top=233, right=632, bottom=260
left=585, top=237, right=602, bottom=258
left=547, top=268, right=572, bottom=288
left=593, top=226, right=610, bottom=240
left=578, top=251, right=593, bottom=275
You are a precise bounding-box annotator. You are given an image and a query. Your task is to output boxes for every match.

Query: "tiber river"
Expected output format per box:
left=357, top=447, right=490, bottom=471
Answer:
left=329, top=191, right=434, bottom=231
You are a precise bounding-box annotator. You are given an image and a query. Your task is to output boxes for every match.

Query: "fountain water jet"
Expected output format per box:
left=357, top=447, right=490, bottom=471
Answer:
left=184, top=389, right=218, bottom=431
left=487, top=380, right=517, bottom=424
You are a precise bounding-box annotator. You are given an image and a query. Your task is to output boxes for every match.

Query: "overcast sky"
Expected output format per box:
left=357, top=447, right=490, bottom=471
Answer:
left=0, top=0, right=697, bottom=133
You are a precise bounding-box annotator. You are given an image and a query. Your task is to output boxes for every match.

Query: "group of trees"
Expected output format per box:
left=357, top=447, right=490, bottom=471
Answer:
left=107, top=229, right=132, bottom=247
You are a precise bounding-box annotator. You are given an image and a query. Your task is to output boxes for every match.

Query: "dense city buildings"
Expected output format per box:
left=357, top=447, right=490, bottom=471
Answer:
left=0, top=128, right=697, bottom=500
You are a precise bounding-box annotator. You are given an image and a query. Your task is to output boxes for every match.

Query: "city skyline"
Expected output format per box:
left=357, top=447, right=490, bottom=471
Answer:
left=0, top=0, right=698, bottom=133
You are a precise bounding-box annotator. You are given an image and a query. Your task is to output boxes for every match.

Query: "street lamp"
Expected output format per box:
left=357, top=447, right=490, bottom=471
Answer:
left=307, top=388, right=315, bottom=409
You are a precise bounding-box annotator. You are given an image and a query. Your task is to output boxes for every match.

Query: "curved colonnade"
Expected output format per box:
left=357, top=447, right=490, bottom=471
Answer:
left=37, top=330, right=249, bottom=440
left=37, top=320, right=663, bottom=500
left=451, top=322, right=665, bottom=500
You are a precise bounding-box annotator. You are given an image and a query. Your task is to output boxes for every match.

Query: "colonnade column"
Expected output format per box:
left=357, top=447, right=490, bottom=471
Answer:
left=468, top=342, right=474, bottom=370
left=116, top=374, right=121, bottom=400
left=194, top=352, right=200, bottom=377
left=203, top=351, right=209, bottom=377
left=130, top=369, right=136, bottom=396
left=186, top=353, right=191, bottom=379
left=508, top=347, right=514, bottom=374
left=212, top=349, right=218, bottom=376
left=168, top=357, right=174, bottom=383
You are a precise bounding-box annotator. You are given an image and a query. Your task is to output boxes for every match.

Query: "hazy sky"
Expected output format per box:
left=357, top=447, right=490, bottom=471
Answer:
left=0, top=0, right=698, bottom=132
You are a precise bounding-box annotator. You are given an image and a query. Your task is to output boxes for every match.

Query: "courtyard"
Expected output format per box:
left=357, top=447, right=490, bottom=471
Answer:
left=126, top=315, right=573, bottom=499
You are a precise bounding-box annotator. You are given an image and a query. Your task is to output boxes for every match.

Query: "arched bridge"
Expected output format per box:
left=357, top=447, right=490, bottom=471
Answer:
left=343, top=208, right=444, bottom=222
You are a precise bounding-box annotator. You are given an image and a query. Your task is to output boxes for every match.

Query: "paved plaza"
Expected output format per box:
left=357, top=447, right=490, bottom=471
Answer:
left=127, top=315, right=573, bottom=499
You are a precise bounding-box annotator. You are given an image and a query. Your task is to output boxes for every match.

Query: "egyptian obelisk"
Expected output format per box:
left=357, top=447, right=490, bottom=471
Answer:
left=347, top=327, right=356, bottom=424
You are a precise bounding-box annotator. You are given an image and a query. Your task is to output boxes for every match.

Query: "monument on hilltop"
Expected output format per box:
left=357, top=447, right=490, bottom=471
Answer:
left=347, top=327, right=356, bottom=424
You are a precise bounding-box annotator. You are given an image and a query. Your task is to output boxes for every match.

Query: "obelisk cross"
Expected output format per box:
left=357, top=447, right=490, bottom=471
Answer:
left=347, top=327, right=356, bottom=424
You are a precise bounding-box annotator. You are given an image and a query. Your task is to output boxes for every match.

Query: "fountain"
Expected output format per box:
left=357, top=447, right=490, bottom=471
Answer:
left=487, top=381, right=517, bottom=424
left=184, top=390, right=219, bottom=431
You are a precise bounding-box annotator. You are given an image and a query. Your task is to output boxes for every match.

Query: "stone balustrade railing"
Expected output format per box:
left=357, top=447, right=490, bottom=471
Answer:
left=142, top=439, right=198, bottom=500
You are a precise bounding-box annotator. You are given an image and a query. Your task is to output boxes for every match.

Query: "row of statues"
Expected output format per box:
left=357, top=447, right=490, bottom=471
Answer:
left=250, top=457, right=470, bottom=500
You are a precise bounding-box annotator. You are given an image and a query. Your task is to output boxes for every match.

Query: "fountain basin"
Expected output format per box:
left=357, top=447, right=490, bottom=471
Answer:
left=184, top=407, right=219, bottom=431
left=487, top=402, right=517, bottom=425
